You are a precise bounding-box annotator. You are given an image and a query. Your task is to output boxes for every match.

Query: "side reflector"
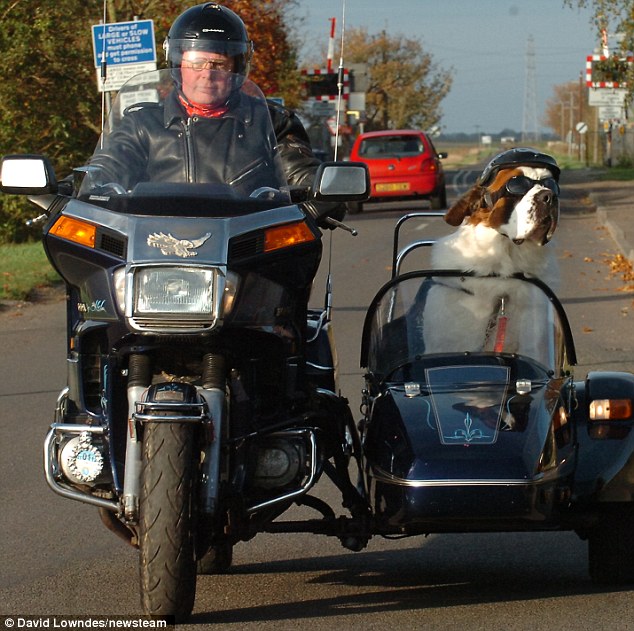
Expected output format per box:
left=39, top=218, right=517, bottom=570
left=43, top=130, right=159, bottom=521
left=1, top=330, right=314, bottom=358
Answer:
left=589, top=399, right=633, bottom=420
left=264, top=222, right=316, bottom=253
left=51, top=216, right=96, bottom=248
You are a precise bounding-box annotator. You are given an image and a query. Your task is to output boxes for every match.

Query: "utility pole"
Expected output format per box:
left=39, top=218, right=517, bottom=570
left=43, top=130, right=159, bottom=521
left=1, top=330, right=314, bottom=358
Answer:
left=521, top=35, right=539, bottom=144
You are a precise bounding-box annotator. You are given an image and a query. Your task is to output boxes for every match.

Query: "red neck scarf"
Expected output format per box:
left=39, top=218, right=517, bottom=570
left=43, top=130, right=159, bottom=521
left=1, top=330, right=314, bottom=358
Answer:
left=178, top=93, right=228, bottom=119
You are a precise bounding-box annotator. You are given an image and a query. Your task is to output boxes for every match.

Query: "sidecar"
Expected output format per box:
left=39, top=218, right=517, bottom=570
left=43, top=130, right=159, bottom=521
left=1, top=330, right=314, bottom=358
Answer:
left=359, top=214, right=634, bottom=583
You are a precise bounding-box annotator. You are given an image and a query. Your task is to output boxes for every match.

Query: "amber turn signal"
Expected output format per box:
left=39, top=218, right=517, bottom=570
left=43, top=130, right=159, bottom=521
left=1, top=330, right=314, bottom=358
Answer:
left=263, top=221, right=316, bottom=253
left=589, top=399, right=633, bottom=421
left=51, top=216, right=96, bottom=248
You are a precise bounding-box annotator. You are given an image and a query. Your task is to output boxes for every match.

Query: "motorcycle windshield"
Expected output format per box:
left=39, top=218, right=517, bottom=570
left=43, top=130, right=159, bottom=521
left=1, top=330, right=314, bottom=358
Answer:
left=363, top=272, right=574, bottom=381
left=78, top=69, right=289, bottom=202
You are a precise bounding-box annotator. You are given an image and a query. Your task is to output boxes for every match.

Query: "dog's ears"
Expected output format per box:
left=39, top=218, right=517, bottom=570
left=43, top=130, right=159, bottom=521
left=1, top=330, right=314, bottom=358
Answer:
left=444, top=185, right=487, bottom=226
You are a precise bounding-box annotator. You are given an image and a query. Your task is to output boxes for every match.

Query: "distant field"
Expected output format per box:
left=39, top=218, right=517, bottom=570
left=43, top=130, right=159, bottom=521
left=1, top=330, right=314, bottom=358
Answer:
left=437, top=143, right=485, bottom=167
left=435, top=141, right=588, bottom=170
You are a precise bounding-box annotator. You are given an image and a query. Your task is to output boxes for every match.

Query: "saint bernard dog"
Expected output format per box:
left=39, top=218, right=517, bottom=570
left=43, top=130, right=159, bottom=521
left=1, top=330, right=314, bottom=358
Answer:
left=422, top=148, right=561, bottom=355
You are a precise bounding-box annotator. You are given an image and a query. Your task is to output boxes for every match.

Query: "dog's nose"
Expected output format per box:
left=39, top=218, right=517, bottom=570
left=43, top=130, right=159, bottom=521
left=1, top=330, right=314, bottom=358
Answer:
left=535, top=189, right=553, bottom=205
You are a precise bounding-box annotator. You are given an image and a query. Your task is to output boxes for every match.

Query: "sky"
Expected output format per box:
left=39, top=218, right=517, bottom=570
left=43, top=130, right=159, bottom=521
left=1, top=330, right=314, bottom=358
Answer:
left=291, top=0, right=602, bottom=135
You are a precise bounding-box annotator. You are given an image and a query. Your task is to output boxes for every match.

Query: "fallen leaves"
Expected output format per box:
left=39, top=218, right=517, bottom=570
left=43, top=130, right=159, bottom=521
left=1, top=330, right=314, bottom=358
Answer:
left=604, top=253, right=634, bottom=293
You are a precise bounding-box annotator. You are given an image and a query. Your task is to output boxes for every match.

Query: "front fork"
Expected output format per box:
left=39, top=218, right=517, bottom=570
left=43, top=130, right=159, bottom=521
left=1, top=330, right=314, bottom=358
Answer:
left=122, top=354, right=151, bottom=520
left=122, top=352, right=226, bottom=522
left=198, top=354, right=227, bottom=515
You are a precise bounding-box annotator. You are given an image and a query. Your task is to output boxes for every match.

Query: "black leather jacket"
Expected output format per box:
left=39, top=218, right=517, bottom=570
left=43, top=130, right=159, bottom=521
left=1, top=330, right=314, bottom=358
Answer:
left=90, top=85, right=346, bottom=227
left=88, top=88, right=341, bottom=222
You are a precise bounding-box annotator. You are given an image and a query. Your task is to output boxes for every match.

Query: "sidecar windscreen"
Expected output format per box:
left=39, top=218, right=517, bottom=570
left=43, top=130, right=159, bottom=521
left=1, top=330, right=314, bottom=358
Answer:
left=361, top=272, right=575, bottom=381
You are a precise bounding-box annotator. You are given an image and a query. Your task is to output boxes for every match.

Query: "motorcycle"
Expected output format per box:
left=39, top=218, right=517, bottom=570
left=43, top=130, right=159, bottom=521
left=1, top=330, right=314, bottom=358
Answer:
left=0, top=69, right=370, bottom=622
left=3, top=69, right=634, bottom=620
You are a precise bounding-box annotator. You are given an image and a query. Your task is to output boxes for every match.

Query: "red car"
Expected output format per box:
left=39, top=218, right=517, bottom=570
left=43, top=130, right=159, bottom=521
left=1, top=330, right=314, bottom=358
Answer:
left=348, top=130, right=447, bottom=213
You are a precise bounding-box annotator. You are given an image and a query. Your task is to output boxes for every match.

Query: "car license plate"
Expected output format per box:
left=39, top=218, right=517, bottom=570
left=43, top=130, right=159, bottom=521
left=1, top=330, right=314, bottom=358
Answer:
left=376, top=182, right=410, bottom=192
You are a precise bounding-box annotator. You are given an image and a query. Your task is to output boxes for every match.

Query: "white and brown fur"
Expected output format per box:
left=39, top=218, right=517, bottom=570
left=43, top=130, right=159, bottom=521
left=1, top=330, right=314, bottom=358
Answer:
left=422, top=165, right=560, bottom=355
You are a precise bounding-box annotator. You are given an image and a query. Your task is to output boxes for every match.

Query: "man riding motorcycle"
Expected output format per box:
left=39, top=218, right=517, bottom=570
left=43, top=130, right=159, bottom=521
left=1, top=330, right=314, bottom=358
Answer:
left=89, top=2, right=342, bottom=222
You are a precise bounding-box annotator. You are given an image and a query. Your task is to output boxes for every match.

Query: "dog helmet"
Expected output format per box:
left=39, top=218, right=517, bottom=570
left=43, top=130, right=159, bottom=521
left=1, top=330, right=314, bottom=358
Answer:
left=478, top=148, right=560, bottom=186
left=164, top=3, right=254, bottom=77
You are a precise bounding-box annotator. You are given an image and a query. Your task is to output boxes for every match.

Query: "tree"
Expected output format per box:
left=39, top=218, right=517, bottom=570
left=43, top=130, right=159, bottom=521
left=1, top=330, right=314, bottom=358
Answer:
left=0, top=1, right=102, bottom=168
left=224, top=0, right=303, bottom=106
left=543, top=81, right=589, bottom=139
left=344, top=27, right=453, bottom=131
left=564, top=0, right=634, bottom=41
left=0, top=0, right=105, bottom=241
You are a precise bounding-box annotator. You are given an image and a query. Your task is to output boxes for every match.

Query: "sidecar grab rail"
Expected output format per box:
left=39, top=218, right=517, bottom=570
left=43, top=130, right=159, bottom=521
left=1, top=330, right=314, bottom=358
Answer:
left=392, top=211, right=445, bottom=279
left=394, top=240, right=436, bottom=278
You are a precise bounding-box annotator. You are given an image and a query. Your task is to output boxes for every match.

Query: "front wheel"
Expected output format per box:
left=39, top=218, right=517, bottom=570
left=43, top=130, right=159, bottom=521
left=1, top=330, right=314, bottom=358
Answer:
left=139, top=422, right=197, bottom=622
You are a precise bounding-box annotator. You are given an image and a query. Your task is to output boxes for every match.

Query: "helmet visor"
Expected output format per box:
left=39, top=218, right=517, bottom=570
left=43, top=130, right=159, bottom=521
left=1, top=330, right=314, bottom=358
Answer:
left=167, top=38, right=252, bottom=68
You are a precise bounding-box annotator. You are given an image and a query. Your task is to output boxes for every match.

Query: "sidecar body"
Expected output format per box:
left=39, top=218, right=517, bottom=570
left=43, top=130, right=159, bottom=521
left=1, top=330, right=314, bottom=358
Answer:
left=359, top=217, right=634, bottom=583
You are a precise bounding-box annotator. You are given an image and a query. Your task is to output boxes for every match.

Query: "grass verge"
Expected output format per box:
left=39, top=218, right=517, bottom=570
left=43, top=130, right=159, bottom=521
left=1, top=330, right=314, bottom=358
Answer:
left=0, top=241, right=60, bottom=301
left=598, top=166, right=634, bottom=181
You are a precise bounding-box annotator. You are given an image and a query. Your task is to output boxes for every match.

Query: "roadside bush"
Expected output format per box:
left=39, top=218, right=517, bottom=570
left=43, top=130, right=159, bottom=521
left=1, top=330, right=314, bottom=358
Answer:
left=0, top=196, right=43, bottom=244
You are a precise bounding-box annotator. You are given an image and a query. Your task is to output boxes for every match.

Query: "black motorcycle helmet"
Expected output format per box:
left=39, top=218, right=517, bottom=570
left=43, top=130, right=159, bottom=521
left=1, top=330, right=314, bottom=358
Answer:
left=164, top=3, right=254, bottom=77
left=478, top=148, right=561, bottom=187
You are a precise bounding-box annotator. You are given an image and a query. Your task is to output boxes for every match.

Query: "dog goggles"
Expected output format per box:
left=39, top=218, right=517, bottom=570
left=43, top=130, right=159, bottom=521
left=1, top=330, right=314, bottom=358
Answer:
left=505, top=175, right=560, bottom=196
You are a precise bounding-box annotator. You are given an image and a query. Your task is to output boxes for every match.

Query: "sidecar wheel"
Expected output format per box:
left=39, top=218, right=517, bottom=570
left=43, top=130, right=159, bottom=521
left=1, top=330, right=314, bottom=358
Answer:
left=197, top=541, right=233, bottom=574
left=139, top=422, right=197, bottom=622
left=588, top=513, right=634, bottom=585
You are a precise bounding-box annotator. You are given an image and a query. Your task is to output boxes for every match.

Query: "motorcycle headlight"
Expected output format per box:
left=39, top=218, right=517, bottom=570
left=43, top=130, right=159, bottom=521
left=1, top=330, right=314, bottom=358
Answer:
left=120, top=266, right=237, bottom=332
left=135, top=267, right=214, bottom=315
left=121, top=265, right=226, bottom=333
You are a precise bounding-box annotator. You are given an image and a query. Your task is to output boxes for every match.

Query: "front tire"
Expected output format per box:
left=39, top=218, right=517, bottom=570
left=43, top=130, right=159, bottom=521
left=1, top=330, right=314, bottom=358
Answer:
left=139, top=422, right=197, bottom=622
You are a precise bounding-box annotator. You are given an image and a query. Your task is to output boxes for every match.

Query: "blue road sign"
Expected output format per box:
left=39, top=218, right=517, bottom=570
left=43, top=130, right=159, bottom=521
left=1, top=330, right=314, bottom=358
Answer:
left=92, top=20, right=156, bottom=67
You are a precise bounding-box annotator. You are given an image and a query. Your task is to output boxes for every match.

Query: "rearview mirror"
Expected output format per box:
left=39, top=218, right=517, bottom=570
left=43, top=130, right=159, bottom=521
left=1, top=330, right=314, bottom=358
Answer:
left=311, top=162, right=370, bottom=202
left=0, top=154, right=58, bottom=195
